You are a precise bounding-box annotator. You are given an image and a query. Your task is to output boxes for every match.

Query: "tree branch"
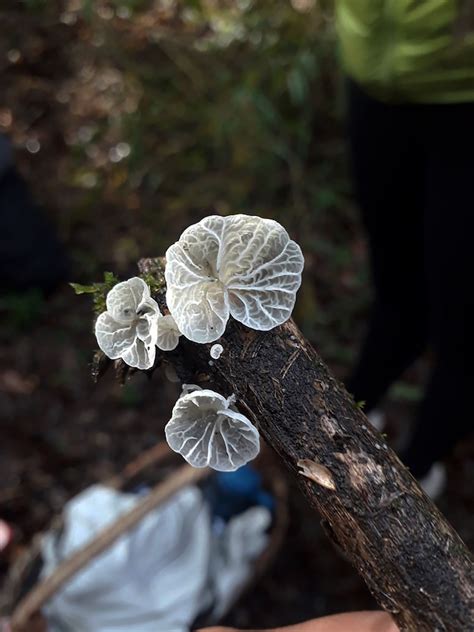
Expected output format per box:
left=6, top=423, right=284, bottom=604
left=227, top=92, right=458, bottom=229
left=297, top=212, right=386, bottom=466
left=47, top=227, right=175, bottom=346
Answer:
left=122, top=257, right=473, bottom=632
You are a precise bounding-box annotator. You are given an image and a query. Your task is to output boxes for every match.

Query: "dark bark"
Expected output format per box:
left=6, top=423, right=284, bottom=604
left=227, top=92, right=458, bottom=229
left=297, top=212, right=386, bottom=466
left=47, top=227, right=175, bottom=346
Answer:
left=114, top=258, right=474, bottom=631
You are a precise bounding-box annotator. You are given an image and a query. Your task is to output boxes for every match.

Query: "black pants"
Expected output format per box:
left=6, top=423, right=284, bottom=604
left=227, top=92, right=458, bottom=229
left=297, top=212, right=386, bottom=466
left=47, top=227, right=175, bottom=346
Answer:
left=345, top=80, right=474, bottom=477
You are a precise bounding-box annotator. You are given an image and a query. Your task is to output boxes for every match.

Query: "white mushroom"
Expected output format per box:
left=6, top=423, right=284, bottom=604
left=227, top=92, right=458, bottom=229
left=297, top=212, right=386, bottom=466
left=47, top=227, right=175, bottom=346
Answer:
left=165, top=389, right=260, bottom=472
left=181, top=383, right=203, bottom=395
left=210, top=344, right=224, bottom=359
left=95, top=277, right=160, bottom=370
left=156, top=314, right=181, bottom=351
left=165, top=214, right=304, bottom=343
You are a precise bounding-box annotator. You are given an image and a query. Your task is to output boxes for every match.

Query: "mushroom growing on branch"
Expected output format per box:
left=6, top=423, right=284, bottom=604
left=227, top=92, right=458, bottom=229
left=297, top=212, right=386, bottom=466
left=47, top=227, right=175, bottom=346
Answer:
left=95, top=277, right=160, bottom=370
left=165, top=214, right=304, bottom=343
left=77, top=212, right=473, bottom=631
left=95, top=277, right=182, bottom=368
left=165, top=387, right=260, bottom=471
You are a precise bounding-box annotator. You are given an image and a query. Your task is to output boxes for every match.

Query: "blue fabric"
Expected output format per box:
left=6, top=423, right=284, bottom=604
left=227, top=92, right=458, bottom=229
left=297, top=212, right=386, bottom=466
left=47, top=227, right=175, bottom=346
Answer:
left=205, top=465, right=275, bottom=521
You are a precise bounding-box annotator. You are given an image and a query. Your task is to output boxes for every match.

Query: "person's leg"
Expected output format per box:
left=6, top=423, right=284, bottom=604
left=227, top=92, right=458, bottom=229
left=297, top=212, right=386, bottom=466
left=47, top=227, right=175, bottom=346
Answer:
left=345, top=81, right=428, bottom=411
left=401, top=101, right=474, bottom=477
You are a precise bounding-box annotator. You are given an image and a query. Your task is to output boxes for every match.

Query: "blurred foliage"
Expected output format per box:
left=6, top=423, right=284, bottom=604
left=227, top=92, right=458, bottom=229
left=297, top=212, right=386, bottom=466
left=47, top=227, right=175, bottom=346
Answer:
left=70, top=270, right=120, bottom=315
left=1, top=0, right=369, bottom=365
left=389, top=381, right=424, bottom=403
left=0, top=289, right=46, bottom=332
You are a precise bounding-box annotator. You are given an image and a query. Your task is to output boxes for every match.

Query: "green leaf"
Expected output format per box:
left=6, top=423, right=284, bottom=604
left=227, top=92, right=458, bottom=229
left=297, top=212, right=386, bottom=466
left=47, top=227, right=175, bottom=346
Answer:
left=389, top=382, right=423, bottom=403
left=104, top=271, right=119, bottom=286
left=69, top=282, right=97, bottom=295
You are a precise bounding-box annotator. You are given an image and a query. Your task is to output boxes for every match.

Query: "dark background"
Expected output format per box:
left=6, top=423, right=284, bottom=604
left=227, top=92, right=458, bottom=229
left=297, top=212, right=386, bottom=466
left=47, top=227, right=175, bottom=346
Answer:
left=0, top=1, right=472, bottom=627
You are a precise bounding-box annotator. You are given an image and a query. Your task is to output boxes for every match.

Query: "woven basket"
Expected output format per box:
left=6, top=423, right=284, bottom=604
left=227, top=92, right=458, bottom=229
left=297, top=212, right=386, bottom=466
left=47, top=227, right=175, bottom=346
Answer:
left=1, top=443, right=288, bottom=632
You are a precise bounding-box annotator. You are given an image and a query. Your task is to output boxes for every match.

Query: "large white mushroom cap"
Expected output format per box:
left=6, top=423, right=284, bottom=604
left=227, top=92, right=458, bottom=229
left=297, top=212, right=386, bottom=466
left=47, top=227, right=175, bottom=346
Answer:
left=95, top=277, right=160, bottom=370
left=165, top=214, right=304, bottom=343
left=165, top=388, right=260, bottom=472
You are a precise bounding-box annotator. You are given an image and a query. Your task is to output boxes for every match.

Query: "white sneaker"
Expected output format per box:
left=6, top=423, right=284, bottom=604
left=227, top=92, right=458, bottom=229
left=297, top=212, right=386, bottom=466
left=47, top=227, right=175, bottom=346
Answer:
left=367, top=409, right=386, bottom=432
left=419, top=463, right=447, bottom=500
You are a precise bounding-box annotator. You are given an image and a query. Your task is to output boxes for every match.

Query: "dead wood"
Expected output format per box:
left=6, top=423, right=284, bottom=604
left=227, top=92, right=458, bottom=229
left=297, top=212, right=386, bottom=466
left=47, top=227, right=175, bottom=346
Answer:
left=121, top=257, right=474, bottom=632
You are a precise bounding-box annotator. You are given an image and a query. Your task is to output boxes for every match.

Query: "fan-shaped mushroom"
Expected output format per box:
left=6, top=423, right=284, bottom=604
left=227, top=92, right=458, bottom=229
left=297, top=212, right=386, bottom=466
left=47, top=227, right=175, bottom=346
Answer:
left=156, top=314, right=181, bottom=351
left=165, top=388, right=260, bottom=472
left=165, top=214, right=304, bottom=343
left=95, top=277, right=160, bottom=370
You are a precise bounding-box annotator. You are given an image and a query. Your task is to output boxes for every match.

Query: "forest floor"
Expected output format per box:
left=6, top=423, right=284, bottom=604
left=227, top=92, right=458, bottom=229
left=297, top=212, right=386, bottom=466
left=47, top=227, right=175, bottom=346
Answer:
left=0, top=2, right=472, bottom=628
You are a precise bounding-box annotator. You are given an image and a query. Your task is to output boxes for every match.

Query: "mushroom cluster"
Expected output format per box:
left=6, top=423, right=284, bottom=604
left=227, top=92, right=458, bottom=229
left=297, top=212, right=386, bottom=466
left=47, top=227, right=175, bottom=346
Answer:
left=165, top=214, right=304, bottom=343
left=95, top=277, right=180, bottom=370
left=165, top=387, right=260, bottom=471
left=93, top=214, right=303, bottom=472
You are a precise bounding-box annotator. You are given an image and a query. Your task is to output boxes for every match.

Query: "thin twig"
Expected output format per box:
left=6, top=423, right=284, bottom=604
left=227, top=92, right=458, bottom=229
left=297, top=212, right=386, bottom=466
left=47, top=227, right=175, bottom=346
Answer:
left=106, top=441, right=173, bottom=489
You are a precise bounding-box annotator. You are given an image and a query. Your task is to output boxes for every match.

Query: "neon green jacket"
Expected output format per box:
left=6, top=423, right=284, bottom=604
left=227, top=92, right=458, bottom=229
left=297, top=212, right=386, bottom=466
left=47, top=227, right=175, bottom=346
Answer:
left=335, top=0, right=474, bottom=103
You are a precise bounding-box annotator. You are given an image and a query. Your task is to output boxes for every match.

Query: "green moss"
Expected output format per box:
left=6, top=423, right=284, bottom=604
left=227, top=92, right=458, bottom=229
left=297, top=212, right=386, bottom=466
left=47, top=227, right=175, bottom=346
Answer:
left=137, top=257, right=167, bottom=298
left=141, top=271, right=166, bottom=297
left=70, top=271, right=120, bottom=317
left=71, top=268, right=165, bottom=318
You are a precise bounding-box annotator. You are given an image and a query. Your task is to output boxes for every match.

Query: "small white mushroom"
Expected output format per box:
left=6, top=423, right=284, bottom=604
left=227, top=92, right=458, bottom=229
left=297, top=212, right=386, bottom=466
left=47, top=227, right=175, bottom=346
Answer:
left=95, top=277, right=160, bottom=370
left=165, top=214, right=304, bottom=343
left=181, top=383, right=203, bottom=395
left=210, top=343, right=224, bottom=359
left=165, top=389, right=260, bottom=472
left=156, top=314, right=181, bottom=351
